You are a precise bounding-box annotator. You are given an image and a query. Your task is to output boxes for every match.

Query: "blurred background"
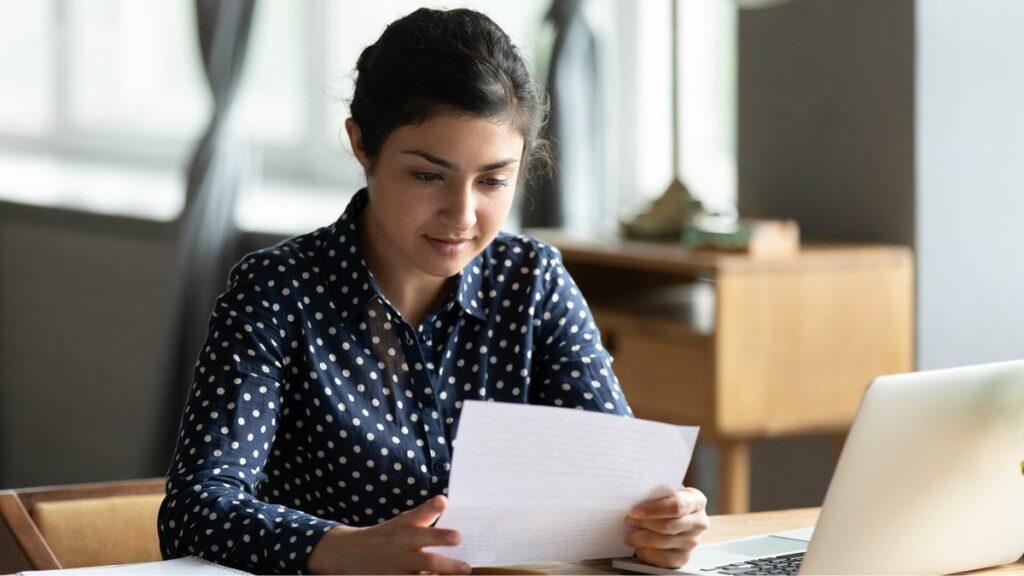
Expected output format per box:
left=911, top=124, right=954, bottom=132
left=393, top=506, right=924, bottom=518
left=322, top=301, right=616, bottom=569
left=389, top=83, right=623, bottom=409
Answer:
left=0, top=0, right=1022, bottom=514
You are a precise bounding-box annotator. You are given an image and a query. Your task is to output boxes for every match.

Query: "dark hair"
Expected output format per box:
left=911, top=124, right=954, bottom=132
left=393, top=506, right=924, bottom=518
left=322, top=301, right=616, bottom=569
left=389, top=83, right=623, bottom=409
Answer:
left=349, top=8, right=551, bottom=182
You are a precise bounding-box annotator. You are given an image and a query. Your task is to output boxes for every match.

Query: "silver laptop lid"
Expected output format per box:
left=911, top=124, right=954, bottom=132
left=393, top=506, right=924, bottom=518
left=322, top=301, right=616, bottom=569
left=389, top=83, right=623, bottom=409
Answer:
left=802, top=359, right=1024, bottom=574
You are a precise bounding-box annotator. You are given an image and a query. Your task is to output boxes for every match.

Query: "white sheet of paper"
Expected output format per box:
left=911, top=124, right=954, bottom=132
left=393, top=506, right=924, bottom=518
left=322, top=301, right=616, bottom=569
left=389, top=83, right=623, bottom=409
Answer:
left=432, top=401, right=699, bottom=566
left=19, top=557, right=250, bottom=575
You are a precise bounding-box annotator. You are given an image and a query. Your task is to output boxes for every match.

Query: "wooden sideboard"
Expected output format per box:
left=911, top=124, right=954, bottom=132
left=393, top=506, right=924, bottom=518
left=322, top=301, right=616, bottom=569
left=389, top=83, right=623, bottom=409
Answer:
left=528, top=230, right=915, bottom=513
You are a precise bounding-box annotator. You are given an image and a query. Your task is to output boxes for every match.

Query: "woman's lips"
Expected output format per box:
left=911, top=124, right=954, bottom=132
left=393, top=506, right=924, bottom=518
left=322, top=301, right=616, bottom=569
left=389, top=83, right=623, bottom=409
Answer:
left=425, top=236, right=470, bottom=256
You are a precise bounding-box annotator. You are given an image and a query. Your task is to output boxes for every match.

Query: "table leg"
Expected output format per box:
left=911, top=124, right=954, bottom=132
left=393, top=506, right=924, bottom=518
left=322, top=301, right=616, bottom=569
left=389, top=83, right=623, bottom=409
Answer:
left=719, top=441, right=750, bottom=514
left=833, top=432, right=848, bottom=458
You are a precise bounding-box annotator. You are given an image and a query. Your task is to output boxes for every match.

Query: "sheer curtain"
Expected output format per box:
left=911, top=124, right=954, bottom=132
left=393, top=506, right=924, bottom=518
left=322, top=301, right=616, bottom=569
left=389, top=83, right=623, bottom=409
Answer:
left=522, top=0, right=605, bottom=231
left=158, top=0, right=257, bottom=468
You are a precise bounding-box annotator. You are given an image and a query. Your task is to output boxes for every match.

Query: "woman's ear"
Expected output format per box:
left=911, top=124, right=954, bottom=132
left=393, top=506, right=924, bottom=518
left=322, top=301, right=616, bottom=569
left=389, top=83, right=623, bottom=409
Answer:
left=345, top=118, right=371, bottom=174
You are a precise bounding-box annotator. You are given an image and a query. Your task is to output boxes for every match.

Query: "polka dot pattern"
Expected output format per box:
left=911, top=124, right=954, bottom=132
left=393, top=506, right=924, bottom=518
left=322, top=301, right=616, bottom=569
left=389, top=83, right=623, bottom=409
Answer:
left=157, top=189, right=633, bottom=574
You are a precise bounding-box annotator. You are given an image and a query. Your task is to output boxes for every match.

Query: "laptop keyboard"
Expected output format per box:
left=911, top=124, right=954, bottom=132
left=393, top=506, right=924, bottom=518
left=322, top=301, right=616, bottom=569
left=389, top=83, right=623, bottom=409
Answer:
left=701, top=551, right=804, bottom=575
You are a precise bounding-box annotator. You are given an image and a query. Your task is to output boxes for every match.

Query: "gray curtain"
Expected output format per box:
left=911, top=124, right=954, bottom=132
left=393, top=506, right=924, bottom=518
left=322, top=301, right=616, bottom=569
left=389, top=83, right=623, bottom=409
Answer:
left=158, top=0, right=257, bottom=469
left=522, top=0, right=604, bottom=229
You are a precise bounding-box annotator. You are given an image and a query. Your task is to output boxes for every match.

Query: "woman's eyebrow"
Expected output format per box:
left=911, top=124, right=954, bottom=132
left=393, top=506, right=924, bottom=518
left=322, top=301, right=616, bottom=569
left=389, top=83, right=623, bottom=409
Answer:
left=479, top=158, right=520, bottom=171
left=402, top=150, right=519, bottom=172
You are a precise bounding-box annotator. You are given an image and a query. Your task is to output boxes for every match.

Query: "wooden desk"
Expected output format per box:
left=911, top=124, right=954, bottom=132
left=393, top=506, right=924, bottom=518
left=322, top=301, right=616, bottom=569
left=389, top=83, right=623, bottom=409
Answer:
left=528, top=230, right=915, bottom=513
left=3, top=488, right=1020, bottom=574
left=524, top=508, right=1024, bottom=575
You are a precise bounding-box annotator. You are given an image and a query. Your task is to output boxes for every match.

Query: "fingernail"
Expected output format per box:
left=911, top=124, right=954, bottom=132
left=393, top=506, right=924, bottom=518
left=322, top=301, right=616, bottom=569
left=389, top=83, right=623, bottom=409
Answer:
left=624, top=516, right=636, bottom=527
left=460, top=562, right=472, bottom=574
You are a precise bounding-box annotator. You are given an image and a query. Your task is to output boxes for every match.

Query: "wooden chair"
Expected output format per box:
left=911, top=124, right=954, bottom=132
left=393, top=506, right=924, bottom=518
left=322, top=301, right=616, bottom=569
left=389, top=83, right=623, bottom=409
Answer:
left=0, top=478, right=165, bottom=573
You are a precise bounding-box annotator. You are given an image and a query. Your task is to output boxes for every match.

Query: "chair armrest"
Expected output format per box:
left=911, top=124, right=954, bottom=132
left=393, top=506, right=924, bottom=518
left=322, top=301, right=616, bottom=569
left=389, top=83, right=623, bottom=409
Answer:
left=0, top=491, right=60, bottom=572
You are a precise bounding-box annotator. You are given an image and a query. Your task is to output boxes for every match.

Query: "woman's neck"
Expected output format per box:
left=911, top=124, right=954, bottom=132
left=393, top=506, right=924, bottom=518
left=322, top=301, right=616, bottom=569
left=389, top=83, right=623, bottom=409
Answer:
left=359, top=212, right=454, bottom=329
left=378, top=274, right=453, bottom=329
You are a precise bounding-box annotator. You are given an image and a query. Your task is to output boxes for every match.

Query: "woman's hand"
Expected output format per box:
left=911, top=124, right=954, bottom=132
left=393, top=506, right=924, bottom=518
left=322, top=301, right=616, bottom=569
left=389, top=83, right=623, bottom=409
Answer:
left=624, top=487, right=710, bottom=569
left=306, top=495, right=471, bottom=574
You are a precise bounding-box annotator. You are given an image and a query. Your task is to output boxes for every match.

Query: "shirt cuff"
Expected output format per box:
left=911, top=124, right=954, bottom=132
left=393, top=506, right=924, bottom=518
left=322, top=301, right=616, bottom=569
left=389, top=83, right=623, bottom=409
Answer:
left=269, top=514, right=342, bottom=575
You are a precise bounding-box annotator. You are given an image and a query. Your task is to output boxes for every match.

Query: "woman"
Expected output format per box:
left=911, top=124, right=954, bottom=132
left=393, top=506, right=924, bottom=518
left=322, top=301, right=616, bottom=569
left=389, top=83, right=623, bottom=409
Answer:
left=158, top=7, right=708, bottom=574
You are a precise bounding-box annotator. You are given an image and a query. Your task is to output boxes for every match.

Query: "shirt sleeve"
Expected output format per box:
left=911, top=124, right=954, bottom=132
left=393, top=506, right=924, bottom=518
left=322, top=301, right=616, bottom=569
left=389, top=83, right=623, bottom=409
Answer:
left=528, top=246, right=634, bottom=417
left=157, top=256, right=340, bottom=575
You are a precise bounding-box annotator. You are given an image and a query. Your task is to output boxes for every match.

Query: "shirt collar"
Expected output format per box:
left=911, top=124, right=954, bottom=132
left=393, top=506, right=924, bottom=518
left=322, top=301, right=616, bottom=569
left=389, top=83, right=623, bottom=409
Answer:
left=322, top=188, right=489, bottom=325
left=321, top=189, right=380, bottom=324
left=452, top=251, right=488, bottom=321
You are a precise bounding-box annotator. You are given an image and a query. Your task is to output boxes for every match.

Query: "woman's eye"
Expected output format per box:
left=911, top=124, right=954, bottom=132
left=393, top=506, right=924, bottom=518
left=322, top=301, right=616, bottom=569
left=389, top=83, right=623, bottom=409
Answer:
left=482, top=178, right=509, bottom=188
left=414, top=172, right=442, bottom=183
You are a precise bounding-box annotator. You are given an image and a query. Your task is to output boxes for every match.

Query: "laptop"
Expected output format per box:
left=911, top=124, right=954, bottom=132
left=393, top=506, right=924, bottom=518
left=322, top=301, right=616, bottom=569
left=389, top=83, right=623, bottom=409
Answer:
left=614, top=359, right=1024, bottom=575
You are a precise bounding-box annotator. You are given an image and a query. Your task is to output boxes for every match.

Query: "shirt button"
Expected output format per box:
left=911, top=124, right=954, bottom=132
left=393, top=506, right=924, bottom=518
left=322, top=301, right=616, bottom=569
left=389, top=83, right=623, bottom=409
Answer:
left=432, top=461, right=447, bottom=473
left=404, top=332, right=414, bottom=345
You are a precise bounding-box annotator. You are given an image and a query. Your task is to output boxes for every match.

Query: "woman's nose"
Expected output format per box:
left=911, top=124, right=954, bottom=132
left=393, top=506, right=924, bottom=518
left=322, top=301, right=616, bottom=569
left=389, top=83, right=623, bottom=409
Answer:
left=441, top=183, right=476, bottom=230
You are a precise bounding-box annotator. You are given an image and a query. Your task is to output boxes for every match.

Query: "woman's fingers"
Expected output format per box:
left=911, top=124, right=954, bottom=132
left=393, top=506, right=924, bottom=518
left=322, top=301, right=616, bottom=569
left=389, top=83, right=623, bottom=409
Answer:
left=625, top=528, right=701, bottom=551
left=411, top=551, right=473, bottom=575
left=405, top=526, right=462, bottom=549
left=398, top=494, right=448, bottom=527
left=627, top=511, right=710, bottom=535
left=629, top=488, right=707, bottom=520
left=635, top=545, right=694, bottom=569
left=623, top=488, right=709, bottom=570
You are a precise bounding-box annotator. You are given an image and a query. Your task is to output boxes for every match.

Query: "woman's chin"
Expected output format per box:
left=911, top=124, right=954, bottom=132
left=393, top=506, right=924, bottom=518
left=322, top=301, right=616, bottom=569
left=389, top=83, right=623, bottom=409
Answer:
left=420, top=260, right=470, bottom=279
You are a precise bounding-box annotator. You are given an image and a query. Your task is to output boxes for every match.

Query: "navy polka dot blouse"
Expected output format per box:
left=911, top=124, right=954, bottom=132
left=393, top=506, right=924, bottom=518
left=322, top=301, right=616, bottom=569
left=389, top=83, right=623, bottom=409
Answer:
left=157, top=189, right=634, bottom=574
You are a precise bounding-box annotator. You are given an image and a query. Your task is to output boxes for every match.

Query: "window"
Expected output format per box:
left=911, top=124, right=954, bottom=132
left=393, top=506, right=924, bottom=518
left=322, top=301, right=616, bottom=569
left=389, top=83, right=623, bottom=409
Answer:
left=0, top=0, right=55, bottom=136
left=678, top=0, right=737, bottom=215
left=617, top=0, right=737, bottom=221
left=0, top=0, right=736, bottom=234
left=68, top=0, right=209, bottom=139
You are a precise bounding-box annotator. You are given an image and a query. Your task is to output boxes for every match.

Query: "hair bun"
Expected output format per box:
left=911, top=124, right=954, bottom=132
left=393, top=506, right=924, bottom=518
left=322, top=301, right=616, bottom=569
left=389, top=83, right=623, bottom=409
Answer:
left=355, top=43, right=377, bottom=75
left=348, top=8, right=551, bottom=181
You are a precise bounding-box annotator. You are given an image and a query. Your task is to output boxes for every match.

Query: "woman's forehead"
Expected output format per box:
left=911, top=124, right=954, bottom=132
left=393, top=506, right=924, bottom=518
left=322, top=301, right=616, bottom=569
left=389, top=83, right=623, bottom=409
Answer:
left=384, top=113, right=525, bottom=166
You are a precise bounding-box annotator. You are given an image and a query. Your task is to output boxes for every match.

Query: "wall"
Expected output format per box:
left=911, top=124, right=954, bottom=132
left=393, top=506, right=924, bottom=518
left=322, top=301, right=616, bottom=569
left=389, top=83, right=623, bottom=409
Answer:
left=738, top=0, right=916, bottom=245
left=915, top=0, right=1024, bottom=369
left=0, top=204, right=177, bottom=488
